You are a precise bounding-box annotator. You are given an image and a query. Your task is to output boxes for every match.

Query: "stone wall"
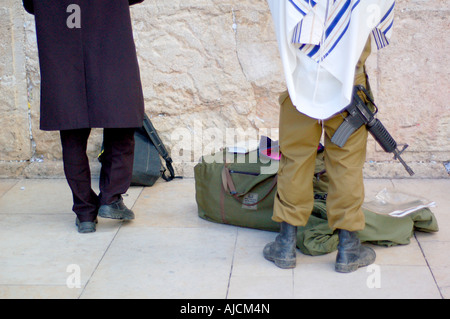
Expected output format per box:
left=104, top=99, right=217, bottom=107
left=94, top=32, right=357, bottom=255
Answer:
left=0, top=0, right=449, bottom=179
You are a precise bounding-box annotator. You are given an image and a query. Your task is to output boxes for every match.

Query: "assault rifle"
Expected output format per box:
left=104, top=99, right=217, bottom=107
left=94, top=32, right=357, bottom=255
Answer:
left=331, top=85, right=415, bottom=176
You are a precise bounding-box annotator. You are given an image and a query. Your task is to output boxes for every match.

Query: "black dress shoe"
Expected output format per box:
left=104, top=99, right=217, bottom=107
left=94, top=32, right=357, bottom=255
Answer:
left=75, top=218, right=98, bottom=234
left=98, top=197, right=135, bottom=220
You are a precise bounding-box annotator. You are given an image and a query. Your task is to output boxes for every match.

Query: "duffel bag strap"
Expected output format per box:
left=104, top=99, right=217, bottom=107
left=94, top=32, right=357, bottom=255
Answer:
left=222, top=164, right=238, bottom=195
left=221, top=165, right=277, bottom=207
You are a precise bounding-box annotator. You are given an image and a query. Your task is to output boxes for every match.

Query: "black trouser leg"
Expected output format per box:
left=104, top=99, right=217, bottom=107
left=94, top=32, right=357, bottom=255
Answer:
left=60, top=128, right=99, bottom=222
left=99, top=128, right=136, bottom=205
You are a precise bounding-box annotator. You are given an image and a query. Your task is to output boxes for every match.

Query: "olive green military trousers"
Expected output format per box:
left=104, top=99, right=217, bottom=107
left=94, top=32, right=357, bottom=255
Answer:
left=273, top=91, right=369, bottom=232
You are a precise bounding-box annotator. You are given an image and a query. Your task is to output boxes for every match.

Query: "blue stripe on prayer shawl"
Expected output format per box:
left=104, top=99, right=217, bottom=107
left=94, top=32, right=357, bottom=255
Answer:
left=306, top=0, right=359, bottom=60
left=325, top=0, right=351, bottom=38
left=379, top=2, right=395, bottom=25
left=384, top=20, right=393, bottom=34
left=320, top=13, right=352, bottom=60
left=304, top=0, right=317, bottom=6
left=372, top=29, right=382, bottom=49
left=322, top=0, right=360, bottom=57
left=290, top=0, right=393, bottom=61
left=289, top=0, right=307, bottom=15
left=372, top=28, right=390, bottom=49
left=372, top=1, right=395, bottom=49
left=322, top=0, right=360, bottom=60
left=292, top=20, right=304, bottom=43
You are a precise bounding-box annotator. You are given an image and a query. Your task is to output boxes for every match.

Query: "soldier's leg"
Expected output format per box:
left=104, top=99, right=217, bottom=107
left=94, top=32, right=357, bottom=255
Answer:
left=264, top=92, right=322, bottom=269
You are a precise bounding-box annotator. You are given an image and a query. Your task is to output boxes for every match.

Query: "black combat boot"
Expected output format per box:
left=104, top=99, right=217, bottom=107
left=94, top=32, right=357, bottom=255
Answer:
left=263, top=222, right=297, bottom=269
left=335, top=229, right=376, bottom=273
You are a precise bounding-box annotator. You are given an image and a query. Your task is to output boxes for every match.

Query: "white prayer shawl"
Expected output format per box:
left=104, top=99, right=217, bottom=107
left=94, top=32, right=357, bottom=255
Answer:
left=268, top=0, right=395, bottom=119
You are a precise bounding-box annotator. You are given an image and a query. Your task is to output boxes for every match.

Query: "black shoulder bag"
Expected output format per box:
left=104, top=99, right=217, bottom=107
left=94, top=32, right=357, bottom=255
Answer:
left=99, top=113, right=180, bottom=187
left=132, top=113, right=180, bottom=186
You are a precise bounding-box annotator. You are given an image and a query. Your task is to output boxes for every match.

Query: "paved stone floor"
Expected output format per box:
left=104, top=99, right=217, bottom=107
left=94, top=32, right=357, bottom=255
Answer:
left=0, top=177, right=448, bottom=299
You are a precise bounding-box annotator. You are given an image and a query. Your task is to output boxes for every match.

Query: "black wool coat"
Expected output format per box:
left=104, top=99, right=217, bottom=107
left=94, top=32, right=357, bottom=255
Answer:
left=28, top=0, right=145, bottom=131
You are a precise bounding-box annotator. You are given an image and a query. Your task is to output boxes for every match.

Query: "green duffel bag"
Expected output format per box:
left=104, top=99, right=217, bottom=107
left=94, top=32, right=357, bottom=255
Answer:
left=194, top=148, right=326, bottom=232
left=194, top=149, right=279, bottom=231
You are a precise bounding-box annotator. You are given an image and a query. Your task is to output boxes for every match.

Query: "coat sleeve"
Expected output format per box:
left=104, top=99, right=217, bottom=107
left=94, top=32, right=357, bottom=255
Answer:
left=129, top=0, right=145, bottom=6
left=23, top=0, right=142, bottom=14
left=22, top=0, right=34, bottom=15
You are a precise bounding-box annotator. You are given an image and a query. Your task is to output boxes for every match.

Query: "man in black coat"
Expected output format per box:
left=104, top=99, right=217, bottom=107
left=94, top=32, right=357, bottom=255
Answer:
left=24, top=0, right=145, bottom=233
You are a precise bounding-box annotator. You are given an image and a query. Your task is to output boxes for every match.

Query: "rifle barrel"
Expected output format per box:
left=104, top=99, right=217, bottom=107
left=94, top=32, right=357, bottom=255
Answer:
left=393, top=149, right=415, bottom=176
